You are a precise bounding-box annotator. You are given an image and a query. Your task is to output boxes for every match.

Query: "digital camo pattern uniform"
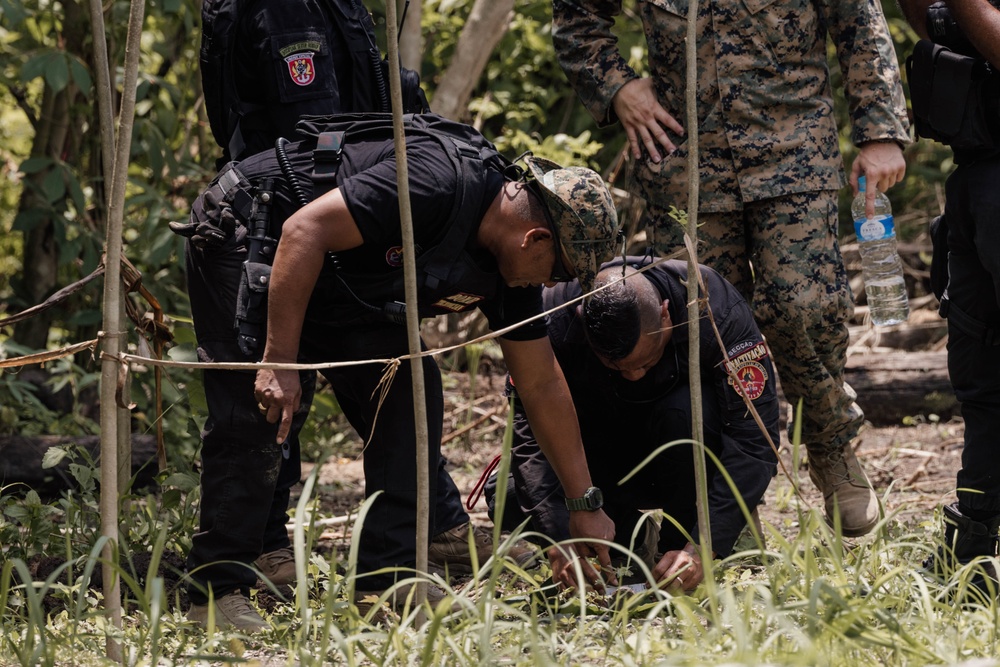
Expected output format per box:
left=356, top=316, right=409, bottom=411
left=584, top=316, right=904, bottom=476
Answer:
left=553, top=0, right=909, bottom=452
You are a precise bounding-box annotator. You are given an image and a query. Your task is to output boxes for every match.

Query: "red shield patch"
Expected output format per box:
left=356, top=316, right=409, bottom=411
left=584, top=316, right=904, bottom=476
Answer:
left=728, top=361, right=768, bottom=401
left=285, top=53, right=316, bottom=86
left=385, top=245, right=404, bottom=267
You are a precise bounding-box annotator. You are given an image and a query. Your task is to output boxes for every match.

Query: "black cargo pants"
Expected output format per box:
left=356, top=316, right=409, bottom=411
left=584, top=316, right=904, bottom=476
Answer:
left=184, top=217, right=468, bottom=603
left=943, top=151, right=1000, bottom=518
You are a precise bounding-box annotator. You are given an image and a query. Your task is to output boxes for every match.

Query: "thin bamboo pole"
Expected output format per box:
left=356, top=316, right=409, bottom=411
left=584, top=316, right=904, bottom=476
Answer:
left=87, top=0, right=114, bottom=185
left=85, top=0, right=131, bottom=500
left=385, top=0, right=430, bottom=615
left=685, top=0, right=712, bottom=561
left=97, top=0, right=146, bottom=660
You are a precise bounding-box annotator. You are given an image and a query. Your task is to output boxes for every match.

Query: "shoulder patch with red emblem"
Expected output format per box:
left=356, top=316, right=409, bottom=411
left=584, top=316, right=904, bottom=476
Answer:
left=279, top=40, right=322, bottom=87
left=724, top=341, right=769, bottom=401
left=384, top=244, right=423, bottom=267
left=385, top=245, right=404, bottom=267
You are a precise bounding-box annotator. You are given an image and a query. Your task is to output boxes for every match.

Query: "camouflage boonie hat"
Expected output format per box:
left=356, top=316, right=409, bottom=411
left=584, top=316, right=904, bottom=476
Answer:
left=525, top=156, right=620, bottom=293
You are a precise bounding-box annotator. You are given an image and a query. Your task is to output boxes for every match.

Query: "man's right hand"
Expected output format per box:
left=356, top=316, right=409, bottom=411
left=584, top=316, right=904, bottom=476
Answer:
left=254, top=368, right=301, bottom=442
left=548, top=509, right=617, bottom=590
left=611, top=78, right=685, bottom=163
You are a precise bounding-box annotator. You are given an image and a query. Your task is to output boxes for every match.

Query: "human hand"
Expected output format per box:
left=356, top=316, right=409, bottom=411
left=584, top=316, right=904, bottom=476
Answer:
left=652, top=543, right=704, bottom=592
left=547, top=509, right=617, bottom=590
left=546, top=544, right=574, bottom=588
left=254, top=368, right=301, bottom=442
left=546, top=542, right=615, bottom=592
left=611, top=78, right=685, bottom=163
left=851, top=142, right=906, bottom=218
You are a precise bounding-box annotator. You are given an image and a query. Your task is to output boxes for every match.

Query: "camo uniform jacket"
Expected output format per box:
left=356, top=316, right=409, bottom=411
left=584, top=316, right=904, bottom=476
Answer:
left=553, top=0, right=911, bottom=212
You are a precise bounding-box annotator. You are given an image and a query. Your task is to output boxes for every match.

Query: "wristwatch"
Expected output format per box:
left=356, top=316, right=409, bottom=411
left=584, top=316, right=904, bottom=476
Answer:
left=564, top=486, right=604, bottom=511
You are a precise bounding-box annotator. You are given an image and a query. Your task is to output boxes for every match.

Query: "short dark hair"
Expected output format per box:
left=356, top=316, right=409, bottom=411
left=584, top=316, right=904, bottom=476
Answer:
left=515, top=181, right=547, bottom=223
left=582, top=271, right=658, bottom=363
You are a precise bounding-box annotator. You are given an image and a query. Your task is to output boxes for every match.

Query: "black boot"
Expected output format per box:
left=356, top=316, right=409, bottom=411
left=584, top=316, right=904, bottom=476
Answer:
left=924, top=503, right=1000, bottom=599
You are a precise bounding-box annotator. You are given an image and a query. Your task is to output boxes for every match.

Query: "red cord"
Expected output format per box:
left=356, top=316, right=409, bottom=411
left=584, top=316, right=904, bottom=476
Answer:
left=466, top=453, right=503, bottom=511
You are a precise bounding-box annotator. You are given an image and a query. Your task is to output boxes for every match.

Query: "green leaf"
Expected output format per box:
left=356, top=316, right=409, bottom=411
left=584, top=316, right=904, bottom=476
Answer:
left=68, top=463, right=94, bottom=491
left=82, top=240, right=100, bottom=274
left=41, top=168, right=65, bottom=203
left=4, top=506, right=29, bottom=521
left=157, top=106, right=178, bottom=137
left=19, top=157, right=53, bottom=174
left=0, top=0, right=29, bottom=25
left=11, top=208, right=47, bottom=233
left=20, top=52, right=53, bottom=83
left=44, top=53, right=70, bottom=92
left=135, top=99, right=154, bottom=117
left=77, top=373, right=101, bottom=392
left=66, top=309, right=103, bottom=327
left=162, top=472, right=198, bottom=492
left=58, top=235, right=80, bottom=265
left=161, top=488, right=182, bottom=509
left=41, top=446, right=68, bottom=469
left=148, top=228, right=179, bottom=265
left=69, top=56, right=92, bottom=94
left=67, top=170, right=87, bottom=215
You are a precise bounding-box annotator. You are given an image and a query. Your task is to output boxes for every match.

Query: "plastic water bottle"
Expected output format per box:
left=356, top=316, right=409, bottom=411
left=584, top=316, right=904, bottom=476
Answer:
left=851, top=176, right=909, bottom=326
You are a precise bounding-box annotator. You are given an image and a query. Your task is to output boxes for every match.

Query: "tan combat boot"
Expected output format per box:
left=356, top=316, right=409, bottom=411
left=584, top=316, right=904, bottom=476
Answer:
left=254, top=546, right=296, bottom=586
left=428, top=521, right=538, bottom=575
left=187, top=591, right=269, bottom=633
left=807, top=444, right=879, bottom=537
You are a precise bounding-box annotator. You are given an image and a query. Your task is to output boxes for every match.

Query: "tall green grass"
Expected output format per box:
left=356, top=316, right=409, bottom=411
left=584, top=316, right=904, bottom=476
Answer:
left=1, top=431, right=998, bottom=665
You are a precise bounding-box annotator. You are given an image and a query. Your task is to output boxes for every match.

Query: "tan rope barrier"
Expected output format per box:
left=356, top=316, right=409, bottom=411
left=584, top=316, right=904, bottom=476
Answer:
left=3, top=249, right=802, bottom=509
left=0, top=339, right=99, bottom=369
left=0, top=265, right=106, bottom=328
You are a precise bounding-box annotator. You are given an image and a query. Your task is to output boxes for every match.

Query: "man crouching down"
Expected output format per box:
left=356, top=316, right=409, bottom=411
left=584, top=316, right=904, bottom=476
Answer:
left=488, top=258, right=780, bottom=592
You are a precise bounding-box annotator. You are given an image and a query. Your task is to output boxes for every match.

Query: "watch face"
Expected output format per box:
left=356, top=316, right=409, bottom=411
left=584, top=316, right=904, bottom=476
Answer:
left=566, top=486, right=604, bottom=511
left=586, top=486, right=603, bottom=509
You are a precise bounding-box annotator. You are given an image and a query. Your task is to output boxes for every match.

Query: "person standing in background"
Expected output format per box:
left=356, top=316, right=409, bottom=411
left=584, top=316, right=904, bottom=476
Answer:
left=899, top=0, right=1000, bottom=591
left=552, top=0, right=910, bottom=537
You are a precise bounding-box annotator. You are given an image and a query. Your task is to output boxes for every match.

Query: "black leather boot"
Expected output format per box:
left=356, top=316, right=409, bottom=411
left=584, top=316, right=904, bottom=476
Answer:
left=924, top=503, right=1000, bottom=599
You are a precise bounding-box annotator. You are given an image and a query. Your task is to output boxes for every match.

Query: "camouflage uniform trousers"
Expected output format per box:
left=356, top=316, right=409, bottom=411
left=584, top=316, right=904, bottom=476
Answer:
left=647, top=189, right=864, bottom=453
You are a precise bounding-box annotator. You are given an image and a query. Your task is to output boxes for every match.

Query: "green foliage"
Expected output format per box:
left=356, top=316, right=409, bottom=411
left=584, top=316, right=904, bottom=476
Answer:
left=0, top=403, right=993, bottom=665
left=0, top=345, right=100, bottom=438
left=0, top=486, right=62, bottom=558
left=421, top=0, right=624, bottom=167
left=1, top=461, right=999, bottom=664
left=1, top=0, right=206, bottom=459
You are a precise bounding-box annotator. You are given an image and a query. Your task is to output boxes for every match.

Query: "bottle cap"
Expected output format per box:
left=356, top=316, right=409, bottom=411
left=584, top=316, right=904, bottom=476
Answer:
left=858, top=175, right=866, bottom=192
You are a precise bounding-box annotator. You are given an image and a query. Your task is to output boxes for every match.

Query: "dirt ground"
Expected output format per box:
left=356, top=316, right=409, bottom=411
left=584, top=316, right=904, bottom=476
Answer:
left=301, top=345, right=965, bottom=548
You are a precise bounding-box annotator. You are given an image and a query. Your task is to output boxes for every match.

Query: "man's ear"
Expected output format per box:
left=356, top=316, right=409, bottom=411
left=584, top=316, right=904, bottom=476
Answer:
left=660, top=299, right=671, bottom=323
left=521, top=226, right=553, bottom=249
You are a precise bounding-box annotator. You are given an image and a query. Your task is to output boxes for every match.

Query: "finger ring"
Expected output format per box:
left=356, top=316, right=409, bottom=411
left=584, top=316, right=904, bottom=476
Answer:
left=258, top=402, right=267, bottom=414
